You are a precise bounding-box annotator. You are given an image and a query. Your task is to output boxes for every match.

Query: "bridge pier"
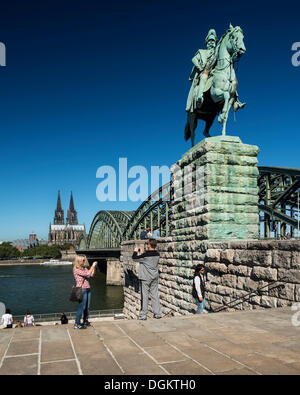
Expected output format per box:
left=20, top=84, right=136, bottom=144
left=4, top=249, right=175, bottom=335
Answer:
left=106, top=258, right=122, bottom=286
left=171, top=135, right=260, bottom=240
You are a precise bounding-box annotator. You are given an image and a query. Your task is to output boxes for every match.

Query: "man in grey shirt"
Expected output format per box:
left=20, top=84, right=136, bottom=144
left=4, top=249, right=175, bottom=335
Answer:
left=132, top=238, right=162, bottom=320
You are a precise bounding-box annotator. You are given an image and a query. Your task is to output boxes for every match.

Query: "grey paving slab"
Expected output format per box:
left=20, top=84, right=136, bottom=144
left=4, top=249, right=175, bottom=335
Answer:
left=234, top=353, right=300, bottom=375
left=7, top=339, right=39, bottom=356
left=103, top=336, right=142, bottom=357
left=120, top=328, right=166, bottom=348
left=12, top=327, right=40, bottom=340
left=140, top=320, right=179, bottom=333
left=117, top=353, right=166, bottom=375
left=116, top=321, right=142, bottom=331
left=218, top=367, right=259, bottom=375
left=41, top=327, right=69, bottom=342
left=0, top=344, right=7, bottom=361
left=143, top=344, right=188, bottom=364
left=92, top=323, right=125, bottom=340
left=162, top=359, right=214, bottom=375
left=158, top=331, right=201, bottom=349
left=41, top=340, right=74, bottom=363
left=79, top=354, right=123, bottom=375
left=202, top=339, right=255, bottom=357
left=70, top=330, right=106, bottom=356
left=0, top=331, right=13, bottom=344
left=0, top=355, right=38, bottom=375
left=40, top=360, right=79, bottom=375
left=174, top=343, right=245, bottom=373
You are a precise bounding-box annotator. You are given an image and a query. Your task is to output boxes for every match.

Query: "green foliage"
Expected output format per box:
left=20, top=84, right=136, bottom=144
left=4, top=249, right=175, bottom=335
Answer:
left=60, top=243, right=75, bottom=250
left=22, top=244, right=62, bottom=259
left=0, top=242, right=21, bottom=259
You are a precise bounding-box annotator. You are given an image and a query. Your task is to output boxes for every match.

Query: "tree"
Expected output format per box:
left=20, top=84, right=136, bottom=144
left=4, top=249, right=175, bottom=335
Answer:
left=22, top=244, right=62, bottom=259
left=0, top=242, right=21, bottom=259
left=60, top=243, right=75, bottom=250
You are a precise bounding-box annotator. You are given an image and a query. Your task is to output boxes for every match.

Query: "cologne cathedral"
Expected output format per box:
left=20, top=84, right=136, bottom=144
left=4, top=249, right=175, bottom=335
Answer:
left=48, top=191, right=86, bottom=246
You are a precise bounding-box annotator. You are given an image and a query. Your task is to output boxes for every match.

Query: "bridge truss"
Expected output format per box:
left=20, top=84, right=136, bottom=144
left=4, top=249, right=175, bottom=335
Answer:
left=82, top=166, right=300, bottom=249
left=258, top=167, right=300, bottom=238
left=80, top=211, right=134, bottom=250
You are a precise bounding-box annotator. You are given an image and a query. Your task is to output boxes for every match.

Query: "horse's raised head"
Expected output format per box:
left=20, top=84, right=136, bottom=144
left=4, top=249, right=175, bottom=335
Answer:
left=227, top=24, right=246, bottom=58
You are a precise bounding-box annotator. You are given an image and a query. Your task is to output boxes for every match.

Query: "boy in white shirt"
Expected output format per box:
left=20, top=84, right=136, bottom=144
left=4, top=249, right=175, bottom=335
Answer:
left=1, top=308, right=13, bottom=328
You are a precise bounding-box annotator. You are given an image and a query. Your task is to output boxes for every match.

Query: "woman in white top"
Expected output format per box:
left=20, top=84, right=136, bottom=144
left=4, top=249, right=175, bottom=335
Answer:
left=1, top=309, right=13, bottom=328
left=193, top=264, right=206, bottom=314
left=24, top=311, right=35, bottom=327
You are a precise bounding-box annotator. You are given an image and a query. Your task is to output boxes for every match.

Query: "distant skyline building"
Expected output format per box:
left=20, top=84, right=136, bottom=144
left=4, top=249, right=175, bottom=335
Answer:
left=48, top=191, right=86, bottom=246
left=29, top=233, right=37, bottom=241
left=12, top=235, right=48, bottom=252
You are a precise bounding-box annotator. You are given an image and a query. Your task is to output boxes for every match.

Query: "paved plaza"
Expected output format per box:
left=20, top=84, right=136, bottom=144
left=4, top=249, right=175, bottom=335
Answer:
left=0, top=307, right=300, bottom=375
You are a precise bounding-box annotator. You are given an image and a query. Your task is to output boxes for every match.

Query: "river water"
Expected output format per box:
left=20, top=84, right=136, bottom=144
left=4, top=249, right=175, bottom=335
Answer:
left=0, top=264, right=124, bottom=316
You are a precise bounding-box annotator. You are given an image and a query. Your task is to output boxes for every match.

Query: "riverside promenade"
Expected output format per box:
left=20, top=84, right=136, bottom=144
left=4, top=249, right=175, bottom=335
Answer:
left=0, top=307, right=300, bottom=375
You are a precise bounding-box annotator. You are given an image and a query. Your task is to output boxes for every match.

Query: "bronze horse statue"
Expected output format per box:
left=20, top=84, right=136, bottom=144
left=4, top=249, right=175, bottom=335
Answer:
left=184, top=25, right=246, bottom=146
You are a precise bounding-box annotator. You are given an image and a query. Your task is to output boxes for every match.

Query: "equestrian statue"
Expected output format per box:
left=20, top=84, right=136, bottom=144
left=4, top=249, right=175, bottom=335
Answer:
left=184, top=24, right=246, bottom=146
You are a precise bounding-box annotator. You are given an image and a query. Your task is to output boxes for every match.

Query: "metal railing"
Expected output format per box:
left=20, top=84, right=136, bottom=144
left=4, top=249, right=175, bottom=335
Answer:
left=212, top=277, right=288, bottom=313
left=13, top=308, right=124, bottom=323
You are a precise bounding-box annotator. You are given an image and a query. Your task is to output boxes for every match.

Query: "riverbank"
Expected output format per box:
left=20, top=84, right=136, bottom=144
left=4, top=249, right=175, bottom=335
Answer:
left=0, top=259, right=44, bottom=266
left=0, top=258, right=72, bottom=266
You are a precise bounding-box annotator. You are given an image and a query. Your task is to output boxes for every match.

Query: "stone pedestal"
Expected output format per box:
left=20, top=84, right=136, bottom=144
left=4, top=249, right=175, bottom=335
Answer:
left=171, top=136, right=260, bottom=240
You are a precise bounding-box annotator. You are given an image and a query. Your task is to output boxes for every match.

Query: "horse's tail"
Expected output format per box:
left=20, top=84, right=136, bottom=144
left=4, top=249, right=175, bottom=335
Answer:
left=184, top=121, right=191, bottom=141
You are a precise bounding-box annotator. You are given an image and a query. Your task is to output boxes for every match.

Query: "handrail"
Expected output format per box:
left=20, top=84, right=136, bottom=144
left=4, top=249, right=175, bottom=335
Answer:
left=212, top=276, right=288, bottom=313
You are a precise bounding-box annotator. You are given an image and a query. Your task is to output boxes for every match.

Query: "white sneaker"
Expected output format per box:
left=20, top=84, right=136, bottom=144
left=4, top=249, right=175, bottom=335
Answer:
left=74, top=324, right=86, bottom=329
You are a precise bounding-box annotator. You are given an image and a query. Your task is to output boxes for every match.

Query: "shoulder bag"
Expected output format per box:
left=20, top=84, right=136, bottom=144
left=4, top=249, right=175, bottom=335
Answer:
left=69, top=272, right=85, bottom=302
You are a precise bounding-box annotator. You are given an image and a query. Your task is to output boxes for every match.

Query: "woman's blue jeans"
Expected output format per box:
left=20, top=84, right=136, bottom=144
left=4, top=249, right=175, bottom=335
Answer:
left=75, top=288, right=91, bottom=325
left=195, top=297, right=206, bottom=314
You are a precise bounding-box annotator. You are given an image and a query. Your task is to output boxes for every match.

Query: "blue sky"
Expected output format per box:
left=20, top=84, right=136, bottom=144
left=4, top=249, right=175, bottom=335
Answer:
left=0, top=0, right=299, bottom=240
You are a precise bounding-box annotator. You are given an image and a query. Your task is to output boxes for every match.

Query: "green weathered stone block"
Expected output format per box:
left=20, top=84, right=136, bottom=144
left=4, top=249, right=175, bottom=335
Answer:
left=203, top=193, right=258, bottom=206
left=204, top=224, right=259, bottom=240
left=206, top=185, right=258, bottom=195
left=206, top=164, right=259, bottom=178
left=172, top=136, right=260, bottom=241
left=200, top=212, right=259, bottom=225
left=200, top=152, right=258, bottom=167
left=206, top=174, right=258, bottom=188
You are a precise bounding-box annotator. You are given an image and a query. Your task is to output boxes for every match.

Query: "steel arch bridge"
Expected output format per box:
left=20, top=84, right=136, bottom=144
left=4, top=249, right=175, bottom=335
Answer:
left=86, top=211, right=135, bottom=249
left=81, top=166, right=300, bottom=251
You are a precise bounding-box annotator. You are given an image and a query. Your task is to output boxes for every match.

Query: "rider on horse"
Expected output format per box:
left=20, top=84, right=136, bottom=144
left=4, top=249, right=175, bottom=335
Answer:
left=186, top=28, right=245, bottom=116
left=186, top=29, right=218, bottom=114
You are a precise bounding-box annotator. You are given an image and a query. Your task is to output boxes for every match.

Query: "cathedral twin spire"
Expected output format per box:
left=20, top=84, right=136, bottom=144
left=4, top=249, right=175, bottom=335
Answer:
left=54, top=191, right=78, bottom=225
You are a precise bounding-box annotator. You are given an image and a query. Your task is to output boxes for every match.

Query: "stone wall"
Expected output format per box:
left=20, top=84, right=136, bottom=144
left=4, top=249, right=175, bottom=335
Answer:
left=121, top=239, right=300, bottom=319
